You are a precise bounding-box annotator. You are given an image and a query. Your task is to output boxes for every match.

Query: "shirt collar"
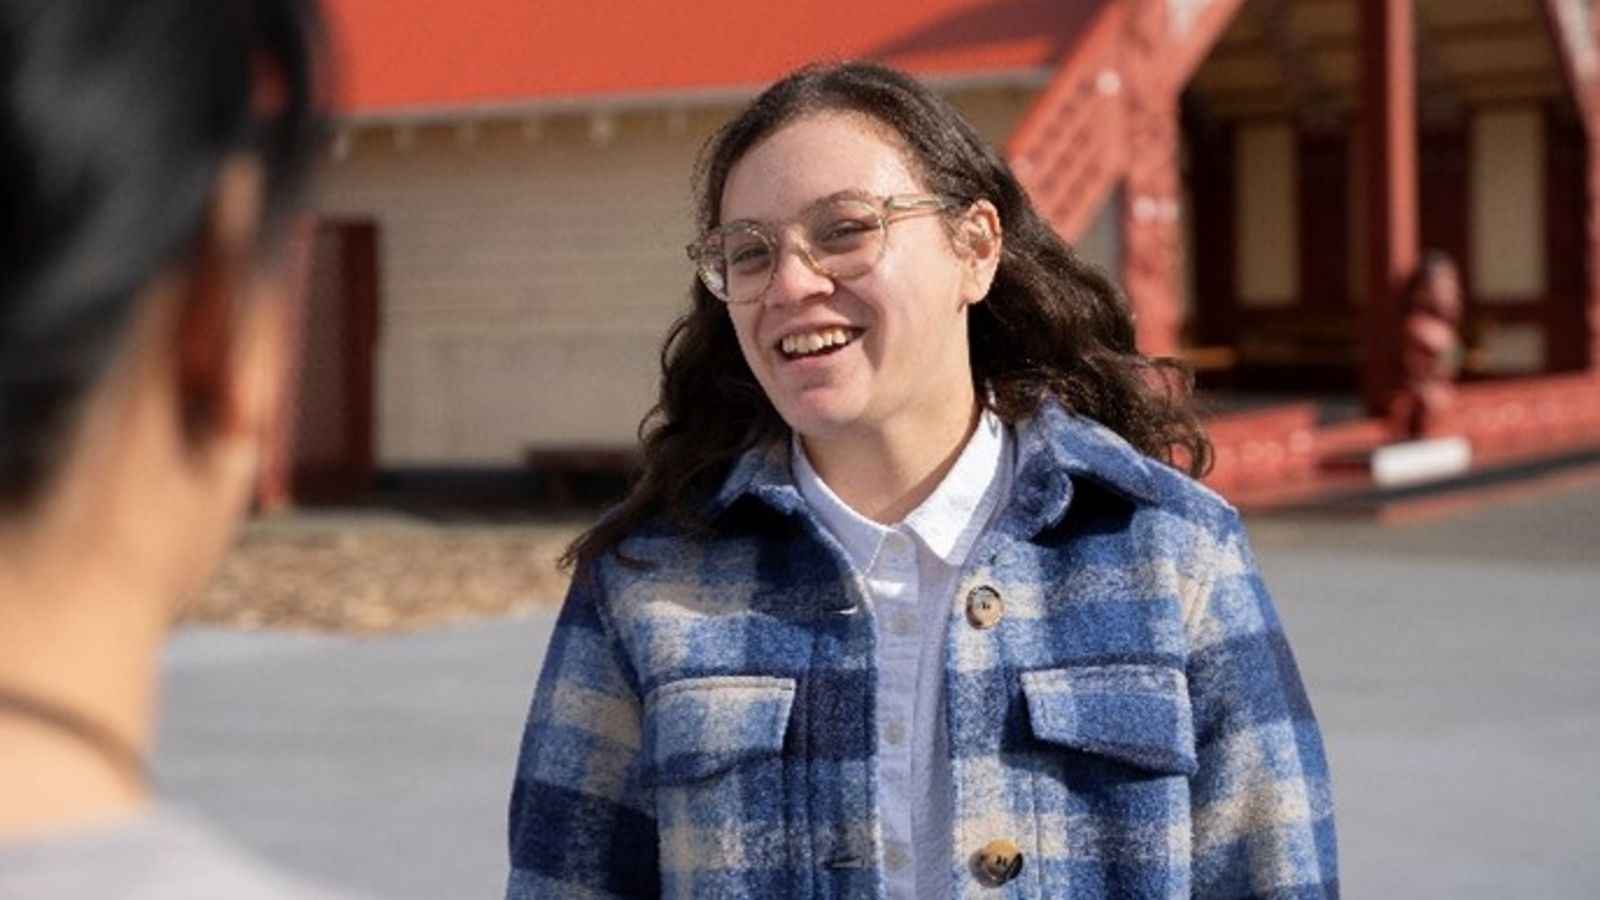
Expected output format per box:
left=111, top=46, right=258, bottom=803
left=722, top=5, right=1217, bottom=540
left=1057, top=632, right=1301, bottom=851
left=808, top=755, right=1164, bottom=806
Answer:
left=790, top=443, right=888, bottom=574
left=900, top=408, right=1010, bottom=566
left=790, top=408, right=1012, bottom=572
left=703, top=398, right=1158, bottom=532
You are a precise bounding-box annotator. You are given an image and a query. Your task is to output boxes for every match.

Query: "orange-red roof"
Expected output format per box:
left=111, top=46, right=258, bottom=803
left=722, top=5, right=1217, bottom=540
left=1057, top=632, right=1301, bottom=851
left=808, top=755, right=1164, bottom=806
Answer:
left=323, top=0, right=1097, bottom=115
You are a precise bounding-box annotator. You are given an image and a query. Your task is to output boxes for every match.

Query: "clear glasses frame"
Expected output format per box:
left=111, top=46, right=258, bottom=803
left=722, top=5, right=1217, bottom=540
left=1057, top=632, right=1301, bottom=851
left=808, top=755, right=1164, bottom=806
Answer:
left=687, top=192, right=965, bottom=304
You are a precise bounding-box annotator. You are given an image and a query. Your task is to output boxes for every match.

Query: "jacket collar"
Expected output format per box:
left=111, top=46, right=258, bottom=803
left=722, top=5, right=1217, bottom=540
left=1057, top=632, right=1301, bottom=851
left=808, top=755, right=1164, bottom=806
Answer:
left=704, top=437, right=805, bottom=521
left=996, top=400, right=1159, bottom=539
left=702, top=399, right=1159, bottom=532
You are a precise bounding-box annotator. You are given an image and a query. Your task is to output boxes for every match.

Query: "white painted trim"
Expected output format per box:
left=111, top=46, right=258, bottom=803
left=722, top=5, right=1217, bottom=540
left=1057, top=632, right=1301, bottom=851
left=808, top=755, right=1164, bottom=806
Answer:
left=1371, top=438, right=1473, bottom=486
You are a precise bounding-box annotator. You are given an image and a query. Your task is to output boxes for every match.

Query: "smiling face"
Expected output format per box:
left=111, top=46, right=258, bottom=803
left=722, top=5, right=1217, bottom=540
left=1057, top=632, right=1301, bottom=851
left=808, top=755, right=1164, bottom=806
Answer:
left=719, top=112, right=998, bottom=449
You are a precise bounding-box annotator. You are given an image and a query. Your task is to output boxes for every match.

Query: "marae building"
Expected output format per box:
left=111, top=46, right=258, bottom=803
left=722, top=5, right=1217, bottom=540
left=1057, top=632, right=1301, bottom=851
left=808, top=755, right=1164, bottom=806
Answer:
left=265, top=0, right=1600, bottom=506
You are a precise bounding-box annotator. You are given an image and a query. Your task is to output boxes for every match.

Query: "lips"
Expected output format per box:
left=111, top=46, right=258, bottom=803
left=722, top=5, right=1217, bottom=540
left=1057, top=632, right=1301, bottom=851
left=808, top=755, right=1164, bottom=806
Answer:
left=777, top=326, right=863, bottom=360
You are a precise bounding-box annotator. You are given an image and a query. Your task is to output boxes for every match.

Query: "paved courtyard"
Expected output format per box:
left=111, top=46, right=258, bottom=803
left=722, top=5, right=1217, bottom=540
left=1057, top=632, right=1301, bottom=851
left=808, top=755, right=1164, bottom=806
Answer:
left=156, top=483, right=1600, bottom=899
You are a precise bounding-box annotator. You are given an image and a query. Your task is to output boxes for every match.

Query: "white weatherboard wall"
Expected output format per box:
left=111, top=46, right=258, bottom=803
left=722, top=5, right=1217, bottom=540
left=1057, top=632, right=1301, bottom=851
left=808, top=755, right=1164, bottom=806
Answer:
left=1470, top=107, right=1547, bottom=374
left=1471, top=108, right=1545, bottom=301
left=315, top=88, right=1035, bottom=466
left=315, top=114, right=709, bottom=465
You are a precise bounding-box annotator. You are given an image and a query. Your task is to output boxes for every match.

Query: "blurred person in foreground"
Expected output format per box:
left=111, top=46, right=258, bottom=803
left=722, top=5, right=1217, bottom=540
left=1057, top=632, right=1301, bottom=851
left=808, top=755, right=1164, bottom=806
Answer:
left=0, top=0, right=350, bottom=896
left=506, top=62, right=1336, bottom=899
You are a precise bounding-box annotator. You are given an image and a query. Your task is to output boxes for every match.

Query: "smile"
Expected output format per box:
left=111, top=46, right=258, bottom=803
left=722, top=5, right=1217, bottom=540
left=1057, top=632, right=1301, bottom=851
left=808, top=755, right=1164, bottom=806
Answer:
left=778, top=326, right=863, bottom=360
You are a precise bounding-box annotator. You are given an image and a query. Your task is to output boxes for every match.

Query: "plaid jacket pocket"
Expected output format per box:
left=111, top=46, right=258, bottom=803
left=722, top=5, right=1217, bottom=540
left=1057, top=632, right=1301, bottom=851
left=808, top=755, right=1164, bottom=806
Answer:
left=644, top=675, right=802, bottom=893
left=1020, top=664, right=1198, bottom=776
left=645, top=675, right=797, bottom=785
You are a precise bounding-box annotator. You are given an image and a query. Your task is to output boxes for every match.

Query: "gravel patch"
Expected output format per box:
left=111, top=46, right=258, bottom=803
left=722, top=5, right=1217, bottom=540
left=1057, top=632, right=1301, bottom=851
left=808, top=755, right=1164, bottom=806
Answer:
left=184, top=514, right=584, bottom=633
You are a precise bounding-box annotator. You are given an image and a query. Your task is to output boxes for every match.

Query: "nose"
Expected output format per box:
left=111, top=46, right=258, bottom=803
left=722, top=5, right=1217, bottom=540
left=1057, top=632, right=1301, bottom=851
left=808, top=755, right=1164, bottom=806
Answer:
left=762, top=242, right=834, bottom=307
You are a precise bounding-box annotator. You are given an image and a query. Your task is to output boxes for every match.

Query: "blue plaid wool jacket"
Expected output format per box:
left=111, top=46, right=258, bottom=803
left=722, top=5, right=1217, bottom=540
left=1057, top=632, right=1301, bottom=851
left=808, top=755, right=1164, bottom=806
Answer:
left=506, top=402, right=1338, bottom=899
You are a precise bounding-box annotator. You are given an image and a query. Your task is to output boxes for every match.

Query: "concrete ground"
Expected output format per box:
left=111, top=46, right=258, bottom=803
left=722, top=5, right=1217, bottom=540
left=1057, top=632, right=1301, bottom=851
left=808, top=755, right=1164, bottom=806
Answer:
left=156, top=484, right=1600, bottom=899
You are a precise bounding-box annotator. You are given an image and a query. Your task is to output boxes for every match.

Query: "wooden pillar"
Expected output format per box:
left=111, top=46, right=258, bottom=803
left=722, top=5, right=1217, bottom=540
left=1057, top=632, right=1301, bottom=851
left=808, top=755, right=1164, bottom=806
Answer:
left=1586, top=122, right=1600, bottom=372
left=1121, top=0, right=1184, bottom=358
left=1359, top=0, right=1420, bottom=415
left=1538, top=0, right=1600, bottom=374
left=1546, top=104, right=1588, bottom=373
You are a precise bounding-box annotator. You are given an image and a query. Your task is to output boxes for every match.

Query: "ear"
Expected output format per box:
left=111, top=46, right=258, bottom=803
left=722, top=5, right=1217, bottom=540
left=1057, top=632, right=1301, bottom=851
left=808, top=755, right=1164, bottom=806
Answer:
left=174, top=157, right=286, bottom=451
left=955, top=200, right=1002, bottom=307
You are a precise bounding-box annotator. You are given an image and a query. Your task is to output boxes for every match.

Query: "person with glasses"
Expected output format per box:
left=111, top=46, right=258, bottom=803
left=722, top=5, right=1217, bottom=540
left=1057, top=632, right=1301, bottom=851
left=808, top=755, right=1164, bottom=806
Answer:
left=506, top=62, right=1337, bottom=899
left=0, top=1, right=354, bottom=897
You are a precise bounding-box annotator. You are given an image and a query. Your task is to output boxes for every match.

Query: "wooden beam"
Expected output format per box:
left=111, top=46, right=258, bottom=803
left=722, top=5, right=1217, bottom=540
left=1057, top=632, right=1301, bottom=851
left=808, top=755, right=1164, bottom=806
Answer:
left=1248, top=0, right=1340, bottom=125
left=1361, top=0, right=1421, bottom=415
left=1428, top=20, right=1551, bottom=43
left=1207, top=19, right=1547, bottom=61
left=1414, top=6, right=1464, bottom=120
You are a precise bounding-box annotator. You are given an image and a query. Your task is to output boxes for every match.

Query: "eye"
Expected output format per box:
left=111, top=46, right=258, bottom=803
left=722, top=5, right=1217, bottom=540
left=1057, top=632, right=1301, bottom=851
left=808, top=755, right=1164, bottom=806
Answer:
left=811, top=215, right=877, bottom=254
left=724, top=235, right=773, bottom=275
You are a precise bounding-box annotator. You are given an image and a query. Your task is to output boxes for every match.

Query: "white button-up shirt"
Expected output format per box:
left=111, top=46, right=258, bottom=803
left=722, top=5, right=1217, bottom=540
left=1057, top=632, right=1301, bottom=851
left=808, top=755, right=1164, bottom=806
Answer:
left=794, top=410, right=1014, bottom=900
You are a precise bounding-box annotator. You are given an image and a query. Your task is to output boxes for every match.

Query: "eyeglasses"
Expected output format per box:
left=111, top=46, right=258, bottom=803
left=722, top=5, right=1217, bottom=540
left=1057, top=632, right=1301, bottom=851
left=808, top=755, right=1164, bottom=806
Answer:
left=687, top=192, right=964, bottom=304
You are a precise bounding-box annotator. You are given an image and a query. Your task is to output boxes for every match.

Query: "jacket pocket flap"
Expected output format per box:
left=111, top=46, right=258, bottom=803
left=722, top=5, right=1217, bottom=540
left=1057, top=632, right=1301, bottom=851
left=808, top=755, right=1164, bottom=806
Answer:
left=1020, top=665, right=1197, bottom=776
left=645, top=675, right=796, bottom=785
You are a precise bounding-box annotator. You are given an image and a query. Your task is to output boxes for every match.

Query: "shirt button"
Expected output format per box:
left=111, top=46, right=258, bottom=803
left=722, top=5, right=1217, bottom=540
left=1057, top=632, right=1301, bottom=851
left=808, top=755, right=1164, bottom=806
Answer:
left=974, top=838, right=1023, bottom=885
left=965, top=585, right=1004, bottom=629
left=884, top=719, right=905, bottom=745
left=883, top=534, right=912, bottom=564
left=885, top=844, right=908, bottom=871
left=890, top=610, right=916, bottom=637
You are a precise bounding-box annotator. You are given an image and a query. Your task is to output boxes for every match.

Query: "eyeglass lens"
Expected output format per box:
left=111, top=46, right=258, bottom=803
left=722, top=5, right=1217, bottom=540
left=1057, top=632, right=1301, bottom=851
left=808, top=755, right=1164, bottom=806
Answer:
left=711, top=198, right=885, bottom=303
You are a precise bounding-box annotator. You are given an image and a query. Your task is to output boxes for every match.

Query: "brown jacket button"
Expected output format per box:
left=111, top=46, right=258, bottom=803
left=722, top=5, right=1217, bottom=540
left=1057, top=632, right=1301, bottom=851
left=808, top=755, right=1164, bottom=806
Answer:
left=974, top=838, right=1024, bottom=885
left=965, top=585, right=1004, bottom=629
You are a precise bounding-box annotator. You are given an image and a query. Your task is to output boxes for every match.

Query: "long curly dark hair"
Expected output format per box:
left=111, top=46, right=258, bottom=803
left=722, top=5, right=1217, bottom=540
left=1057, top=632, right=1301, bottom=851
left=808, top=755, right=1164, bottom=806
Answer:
left=565, top=61, right=1209, bottom=570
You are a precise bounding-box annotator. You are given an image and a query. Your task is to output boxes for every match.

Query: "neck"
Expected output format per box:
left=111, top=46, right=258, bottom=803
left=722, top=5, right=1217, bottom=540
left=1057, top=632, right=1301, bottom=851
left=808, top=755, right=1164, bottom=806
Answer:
left=0, top=530, right=166, bottom=838
left=801, top=397, right=982, bottom=524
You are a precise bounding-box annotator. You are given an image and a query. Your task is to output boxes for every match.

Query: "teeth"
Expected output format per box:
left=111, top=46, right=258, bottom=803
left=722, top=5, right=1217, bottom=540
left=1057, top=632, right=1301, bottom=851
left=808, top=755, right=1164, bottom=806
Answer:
left=781, top=327, right=855, bottom=358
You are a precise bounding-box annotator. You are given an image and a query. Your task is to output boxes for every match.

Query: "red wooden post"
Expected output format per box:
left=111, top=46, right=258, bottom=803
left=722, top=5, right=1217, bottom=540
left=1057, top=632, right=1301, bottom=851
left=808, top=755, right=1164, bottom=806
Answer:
left=1590, top=131, right=1600, bottom=370
left=1360, top=0, right=1421, bottom=416
left=1120, top=101, right=1184, bottom=357
left=1120, top=0, right=1185, bottom=358
left=1546, top=106, right=1588, bottom=373
left=1537, top=0, right=1600, bottom=371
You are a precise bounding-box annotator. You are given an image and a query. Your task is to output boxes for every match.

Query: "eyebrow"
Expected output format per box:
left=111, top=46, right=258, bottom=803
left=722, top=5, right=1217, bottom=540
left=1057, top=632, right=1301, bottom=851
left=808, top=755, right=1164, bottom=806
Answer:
left=720, top=189, right=876, bottom=230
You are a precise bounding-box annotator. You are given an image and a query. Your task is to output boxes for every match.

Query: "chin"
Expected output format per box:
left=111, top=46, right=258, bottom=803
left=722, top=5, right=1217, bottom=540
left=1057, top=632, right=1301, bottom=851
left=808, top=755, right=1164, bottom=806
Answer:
left=776, top=400, right=873, bottom=444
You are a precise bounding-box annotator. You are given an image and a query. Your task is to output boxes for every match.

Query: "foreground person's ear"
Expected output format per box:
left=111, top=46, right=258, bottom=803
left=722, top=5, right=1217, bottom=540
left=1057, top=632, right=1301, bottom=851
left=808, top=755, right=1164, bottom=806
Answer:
left=172, top=156, right=285, bottom=452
